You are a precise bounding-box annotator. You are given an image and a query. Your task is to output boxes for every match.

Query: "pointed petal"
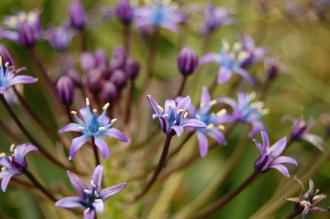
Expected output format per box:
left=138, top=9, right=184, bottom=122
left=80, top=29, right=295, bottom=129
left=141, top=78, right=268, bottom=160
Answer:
left=1, top=173, right=16, bottom=192
left=303, top=134, right=324, bottom=151
left=0, top=158, right=11, bottom=168
left=273, top=156, right=297, bottom=166
left=207, top=129, right=226, bottom=145
left=200, top=53, right=219, bottom=64
left=147, top=95, right=163, bottom=115
left=216, top=97, right=236, bottom=108
left=99, top=183, right=127, bottom=200
left=55, top=196, right=84, bottom=208
left=183, top=119, right=206, bottom=128
left=261, top=131, right=270, bottom=148
left=217, top=67, right=232, bottom=84
left=91, top=165, right=103, bottom=191
left=60, top=123, right=83, bottom=133
left=236, top=67, right=254, bottom=86
left=102, top=128, right=128, bottom=142
left=249, top=122, right=265, bottom=137
left=270, top=164, right=290, bottom=177
left=13, top=144, right=38, bottom=166
left=83, top=210, right=96, bottom=219
left=79, top=107, right=92, bottom=124
left=8, top=75, right=38, bottom=86
left=201, top=87, right=211, bottom=107
left=197, top=132, right=209, bottom=157
left=176, top=96, right=191, bottom=111
left=269, top=137, right=287, bottom=157
left=67, top=171, right=86, bottom=195
left=69, top=135, right=90, bottom=160
left=92, top=199, right=104, bottom=212
left=94, top=137, right=110, bottom=159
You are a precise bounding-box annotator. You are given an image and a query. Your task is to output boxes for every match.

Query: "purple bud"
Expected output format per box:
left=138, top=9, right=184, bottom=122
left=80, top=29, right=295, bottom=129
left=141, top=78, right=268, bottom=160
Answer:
left=95, top=49, right=108, bottom=67
left=99, top=81, right=118, bottom=103
left=80, top=52, right=96, bottom=72
left=69, top=1, right=87, bottom=30
left=87, top=69, right=103, bottom=93
left=125, top=58, right=140, bottom=80
left=241, top=52, right=254, bottom=68
left=266, top=63, right=279, bottom=81
left=291, top=120, right=308, bottom=140
left=18, top=22, right=37, bottom=48
left=116, top=0, right=133, bottom=25
left=177, top=47, right=199, bottom=76
left=57, top=76, right=75, bottom=106
left=0, top=44, right=15, bottom=66
left=111, top=47, right=127, bottom=69
left=110, top=69, right=127, bottom=89
left=67, top=68, right=82, bottom=86
left=48, top=26, right=72, bottom=52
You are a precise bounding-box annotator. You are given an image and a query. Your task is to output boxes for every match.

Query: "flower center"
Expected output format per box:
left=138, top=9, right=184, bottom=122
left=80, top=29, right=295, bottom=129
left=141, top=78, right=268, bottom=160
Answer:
left=82, top=187, right=99, bottom=209
left=88, top=114, right=100, bottom=134
left=152, top=4, right=165, bottom=26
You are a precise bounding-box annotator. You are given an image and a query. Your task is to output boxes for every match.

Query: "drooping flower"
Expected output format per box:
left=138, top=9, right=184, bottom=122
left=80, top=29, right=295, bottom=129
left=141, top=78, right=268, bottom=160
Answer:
left=200, top=41, right=254, bottom=86
left=134, top=1, right=186, bottom=32
left=218, top=92, right=268, bottom=137
left=203, top=4, right=234, bottom=35
left=240, top=36, right=267, bottom=67
left=253, top=131, right=297, bottom=177
left=189, top=87, right=232, bottom=157
left=287, top=116, right=324, bottom=151
left=0, top=144, right=38, bottom=192
left=286, top=178, right=329, bottom=218
left=60, top=99, right=128, bottom=160
left=0, top=11, right=41, bottom=47
left=0, top=56, right=38, bottom=94
left=56, top=165, right=127, bottom=219
left=46, top=25, right=73, bottom=51
left=147, top=95, right=206, bottom=136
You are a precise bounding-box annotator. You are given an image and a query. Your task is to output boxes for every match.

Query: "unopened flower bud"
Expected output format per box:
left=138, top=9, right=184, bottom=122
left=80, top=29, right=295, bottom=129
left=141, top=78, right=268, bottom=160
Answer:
left=116, top=0, right=133, bottom=25
left=110, top=47, right=127, bottom=69
left=110, top=69, right=127, bottom=89
left=99, top=81, right=118, bottom=103
left=0, top=44, right=15, bottom=66
left=80, top=52, right=96, bottom=72
left=177, top=47, right=199, bottom=76
left=69, top=1, right=87, bottom=30
left=87, top=69, right=103, bottom=93
left=67, top=68, right=82, bottom=86
left=57, top=76, right=75, bottom=106
left=125, top=58, right=140, bottom=80
left=266, top=63, right=279, bottom=81
left=18, top=23, right=37, bottom=48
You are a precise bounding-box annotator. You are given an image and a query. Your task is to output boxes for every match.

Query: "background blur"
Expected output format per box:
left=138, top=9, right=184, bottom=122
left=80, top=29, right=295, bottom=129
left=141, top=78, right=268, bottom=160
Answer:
left=0, top=0, right=329, bottom=218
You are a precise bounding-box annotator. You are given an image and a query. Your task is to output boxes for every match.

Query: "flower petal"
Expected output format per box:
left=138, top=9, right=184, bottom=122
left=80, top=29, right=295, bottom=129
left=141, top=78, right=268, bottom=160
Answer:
left=217, top=67, right=232, bottom=84
left=261, top=131, right=270, bottom=148
left=8, top=75, right=38, bottom=86
left=201, top=87, right=211, bottom=107
left=176, top=96, right=191, bottom=111
left=273, top=156, right=297, bottom=166
left=206, top=129, right=226, bottom=145
left=94, top=137, right=110, bottom=159
left=1, top=172, right=16, bottom=192
left=67, top=171, right=86, bottom=195
left=236, top=67, right=254, bottom=86
left=55, top=196, right=84, bottom=208
left=69, top=135, right=90, bottom=160
left=171, top=126, right=184, bottom=136
left=200, top=53, right=219, bottom=64
left=99, top=182, right=127, bottom=200
left=60, top=123, right=83, bottom=133
left=269, top=137, right=287, bottom=157
left=13, top=144, right=38, bottom=166
left=102, top=128, right=128, bottom=142
left=147, top=95, right=163, bottom=115
left=91, top=165, right=103, bottom=191
left=303, top=134, right=324, bottom=151
left=92, top=199, right=104, bottom=212
left=197, top=132, right=209, bottom=157
left=183, top=119, right=206, bottom=128
left=83, top=210, right=96, bottom=219
left=270, top=164, right=290, bottom=177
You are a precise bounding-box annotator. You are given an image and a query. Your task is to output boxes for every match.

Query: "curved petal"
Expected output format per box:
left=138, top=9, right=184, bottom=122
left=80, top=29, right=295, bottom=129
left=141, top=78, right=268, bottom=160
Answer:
left=200, top=53, right=219, bottom=65
left=273, top=156, right=297, bottom=166
left=79, top=107, right=92, bottom=124
left=303, top=134, right=324, bottom=151
left=55, top=196, right=84, bottom=208
left=270, top=164, right=290, bottom=177
left=201, top=87, right=211, bottom=107
left=13, top=144, right=38, bottom=165
left=197, top=132, right=209, bottom=157
left=206, top=129, right=226, bottom=145
left=249, top=122, right=265, bottom=138
left=92, top=199, right=104, bottom=212
left=99, top=182, right=127, bottom=200
left=60, top=123, right=83, bottom=133
left=216, top=97, right=236, bottom=108
left=91, top=165, right=103, bottom=191
left=147, top=95, right=163, bottom=115
left=1, top=172, right=16, bottom=192
left=183, top=119, right=206, bottom=129
left=0, top=157, right=11, bottom=168
left=235, top=67, right=254, bottom=86
left=8, top=75, right=38, bottom=86
left=217, top=67, right=232, bottom=84
left=102, top=128, right=128, bottom=142
left=269, top=137, right=287, bottom=157
left=176, top=96, right=191, bottom=111
left=69, top=135, right=90, bottom=160
left=171, top=126, right=184, bottom=136
left=67, top=171, right=86, bottom=195
left=94, top=137, right=110, bottom=159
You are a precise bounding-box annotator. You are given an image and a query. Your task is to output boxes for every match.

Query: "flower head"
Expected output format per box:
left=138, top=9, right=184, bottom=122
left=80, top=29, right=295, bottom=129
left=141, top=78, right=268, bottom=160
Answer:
left=240, top=36, right=267, bottom=67
left=56, top=165, right=127, bottom=219
left=0, top=144, right=38, bottom=192
left=0, top=56, right=38, bottom=94
left=60, top=99, right=128, bottom=160
left=253, top=131, right=297, bottom=177
left=189, top=87, right=231, bottom=157
left=203, top=4, right=234, bottom=35
left=286, top=178, right=329, bottom=218
left=0, top=11, right=41, bottom=47
left=200, top=41, right=254, bottom=86
left=218, top=92, right=268, bottom=137
left=134, top=1, right=185, bottom=32
left=147, top=95, right=206, bottom=136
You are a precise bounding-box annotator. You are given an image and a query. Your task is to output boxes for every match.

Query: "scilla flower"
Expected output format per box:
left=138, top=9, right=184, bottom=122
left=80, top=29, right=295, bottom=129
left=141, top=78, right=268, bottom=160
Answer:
left=60, top=99, right=128, bottom=160
left=253, top=131, right=297, bottom=177
left=56, top=165, right=127, bottom=219
left=240, top=36, right=267, bottom=67
left=200, top=41, right=254, bottom=86
left=0, top=56, right=38, bottom=94
left=203, top=4, right=234, bottom=35
left=147, top=95, right=206, bottom=136
left=218, top=92, right=268, bottom=137
left=134, top=0, right=185, bottom=32
left=0, top=144, right=38, bottom=192
left=189, top=87, right=232, bottom=157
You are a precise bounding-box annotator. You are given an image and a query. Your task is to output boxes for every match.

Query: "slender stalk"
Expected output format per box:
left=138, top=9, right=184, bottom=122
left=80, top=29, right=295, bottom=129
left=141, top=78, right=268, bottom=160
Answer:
left=0, top=95, right=68, bottom=170
left=284, top=210, right=299, bottom=219
left=124, top=80, right=134, bottom=124
left=79, top=30, right=87, bottom=52
left=176, top=76, right=188, bottom=97
left=189, top=171, right=259, bottom=219
left=0, top=118, right=22, bottom=143
left=91, top=137, right=100, bottom=167
left=132, top=134, right=173, bottom=202
left=23, top=168, right=57, bottom=202
left=124, top=25, right=131, bottom=54
left=128, top=128, right=159, bottom=151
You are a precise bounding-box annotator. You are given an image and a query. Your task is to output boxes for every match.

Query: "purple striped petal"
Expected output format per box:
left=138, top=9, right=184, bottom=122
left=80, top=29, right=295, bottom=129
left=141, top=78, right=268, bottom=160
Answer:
left=269, top=137, right=287, bottom=157
left=91, top=165, right=103, bottom=191
left=0, top=29, right=18, bottom=41
left=273, top=156, right=297, bottom=166
left=79, top=107, right=92, bottom=124
left=183, top=119, right=206, bottom=128
left=217, top=67, right=232, bottom=84
left=83, top=210, right=96, bottom=219
left=0, top=158, right=11, bottom=169
left=197, top=132, right=209, bottom=157
left=200, top=53, right=219, bottom=64
left=102, top=128, right=128, bottom=142
left=147, top=95, right=163, bottom=115
left=99, top=182, right=127, bottom=200
left=60, top=123, right=83, bottom=133
left=176, top=96, right=191, bottom=111
left=261, top=131, right=270, bottom=148
left=67, top=171, right=86, bottom=195
left=8, top=75, right=38, bottom=86
left=56, top=196, right=84, bottom=208
left=94, top=137, right=110, bottom=159
left=69, top=135, right=90, bottom=160
left=253, top=139, right=264, bottom=153
left=216, top=97, right=236, bottom=108
left=201, top=87, right=211, bottom=107
left=270, top=164, right=290, bottom=177
left=249, top=122, right=265, bottom=138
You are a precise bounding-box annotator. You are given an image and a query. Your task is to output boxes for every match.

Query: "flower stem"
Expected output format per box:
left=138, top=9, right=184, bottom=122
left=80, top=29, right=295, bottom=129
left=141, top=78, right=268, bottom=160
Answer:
left=176, top=76, right=188, bottom=97
left=0, top=95, right=68, bottom=170
left=189, top=171, right=259, bottom=219
left=91, top=137, right=100, bottom=167
left=124, top=80, right=134, bottom=124
left=79, top=30, right=87, bottom=52
left=285, top=210, right=299, bottom=219
left=124, top=24, right=131, bottom=54
left=23, top=169, right=57, bottom=202
left=132, top=134, right=173, bottom=201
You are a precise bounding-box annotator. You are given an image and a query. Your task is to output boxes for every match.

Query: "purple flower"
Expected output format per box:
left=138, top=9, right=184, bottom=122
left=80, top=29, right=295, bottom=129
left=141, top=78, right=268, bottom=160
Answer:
left=218, top=92, right=267, bottom=137
left=253, top=131, right=297, bottom=177
left=0, top=11, right=41, bottom=47
left=60, top=99, right=128, bottom=160
left=204, top=4, right=234, bottom=35
left=147, top=95, right=206, bottom=136
left=56, top=165, right=127, bottom=219
left=134, top=1, right=185, bottom=32
left=0, top=144, right=38, bottom=192
left=0, top=57, right=38, bottom=94
left=289, top=116, right=324, bottom=151
left=189, top=87, right=231, bottom=157
left=177, top=47, right=199, bottom=76
left=69, top=1, right=87, bottom=31
left=46, top=25, right=73, bottom=51
left=240, top=36, right=267, bottom=67
left=200, top=41, right=254, bottom=86
left=116, top=0, right=134, bottom=25
left=286, top=178, right=329, bottom=218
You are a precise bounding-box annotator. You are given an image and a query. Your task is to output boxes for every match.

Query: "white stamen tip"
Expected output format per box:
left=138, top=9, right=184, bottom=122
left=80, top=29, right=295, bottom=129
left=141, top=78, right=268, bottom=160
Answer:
left=111, top=118, right=117, bottom=124
left=86, top=98, right=90, bottom=106
left=0, top=153, right=6, bottom=158
left=103, top=103, right=110, bottom=111
left=10, top=144, right=15, bottom=152
left=71, top=111, right=77, bottom=115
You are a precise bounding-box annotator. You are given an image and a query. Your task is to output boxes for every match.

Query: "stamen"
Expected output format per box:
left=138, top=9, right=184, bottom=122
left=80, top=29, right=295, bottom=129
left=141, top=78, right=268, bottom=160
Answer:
left=103, top=103, right=110, bottom=111
left=111, top=118, right=118, bottom=124
left=163, top=113, right=168, bottom=117
left=0, top=56, right=2, bottom=65
left=0, top=153, right=6, bottom=158
left=84, top=189, right=92, bottom=194
left=157, top=105, right=164, bottom=112
left=209, top=100, right=217, bottom=106
left=71, top=111, right=77, bottom=115
left=217, top=109, right=227, bottom=115
left=86, top=98, right=90, bottom=107
left=184, top=112, right=188, bottom=118
left=1, top=167, right=6, bottom=172
left=93, top=109, right=97, bottom=113
left=10, top=144, right=15, bottom=152
left=207, top=124, right=214, bottom=129
left=90, top=180, right=96, bottom=187
left=99, top=127, right=106, bottom=131
left=218, top=125, right=225, bottom=130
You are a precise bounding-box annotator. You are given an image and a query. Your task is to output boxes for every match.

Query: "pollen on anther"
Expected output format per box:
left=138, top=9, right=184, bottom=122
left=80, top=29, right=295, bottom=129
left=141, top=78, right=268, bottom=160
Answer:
left=103, top=103, right=110, bottom=111
left=71, top=111, right=77, bottom=115
left=111, top=118, right=118, bottom=124
left=86, top=98, right=90, bottom=106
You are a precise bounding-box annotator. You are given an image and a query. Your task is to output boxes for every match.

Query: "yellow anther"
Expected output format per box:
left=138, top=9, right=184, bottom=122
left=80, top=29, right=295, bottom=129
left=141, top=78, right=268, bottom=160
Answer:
left=1, top=167, right=6, bottom=172
left=99, top=127, right=106, bottom=131
left=93, top=109, right=97, bottom=113
left=0, top=153, right=5, bottom=158
left=222, top=40, right=230, bottom=52
left=9, top=144, right=15, bottom=152
left=207, top=124, right=214, bottom=129
left=111, top=118, right=118, bottom=124
left=84, top=189, right=92, bottom=194
left=219, top=125, right=225, bottom=130
left=184, top=112, right=188, bottom=118
left=238, top=51, right=249, bottom=61
left=0, top=56, right=2, bottom=65
left=209, top=100, right=217, bottom=106
left=217, top=109, right=227, bottom=115
left=90, top=180, right=96, bottom=187
left=233, top=42, right=242, bottom=51
left=71, top=111, right=77, bottom=115
left=157, top=105, right=164, bottom=112
left=86, top=98, right=90, bottom=106
left=103, top=103, right=110, bottom=111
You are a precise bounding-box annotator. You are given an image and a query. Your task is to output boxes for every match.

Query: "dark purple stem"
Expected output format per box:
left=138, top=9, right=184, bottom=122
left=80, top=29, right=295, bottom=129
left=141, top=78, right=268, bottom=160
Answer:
left=189, top=171, right=259, bottom=219
left=176, top=76, right=188, bottom=97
